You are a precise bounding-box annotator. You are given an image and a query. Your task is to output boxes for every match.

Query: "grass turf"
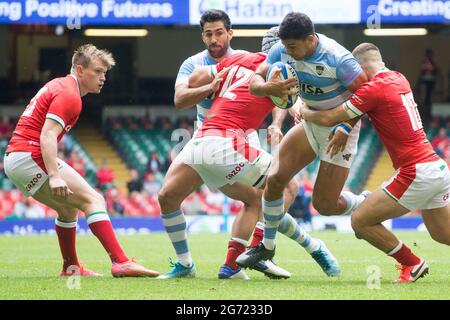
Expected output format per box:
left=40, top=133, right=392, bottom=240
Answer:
left=0, top=231, right=448, bottom=300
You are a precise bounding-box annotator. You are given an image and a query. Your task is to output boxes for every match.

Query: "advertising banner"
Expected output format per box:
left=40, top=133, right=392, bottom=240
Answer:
left=0, top=215, right=423, bottom=235
left=361, top=0, right=450, bottom=23
left=189, top=0, right=361, bottom=25
left=0, top=0, right=189, bottom=25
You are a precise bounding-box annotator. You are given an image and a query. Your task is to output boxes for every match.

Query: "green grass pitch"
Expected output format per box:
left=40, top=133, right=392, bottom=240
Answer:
left=0, top=231, right=448, bottom=300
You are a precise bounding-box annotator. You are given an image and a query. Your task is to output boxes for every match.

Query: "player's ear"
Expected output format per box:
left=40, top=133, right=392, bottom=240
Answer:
left=305, top=35, right=314, bottom=49
left=201, top=33, right=207, bottom=45
left=74, top=64, right=84, bottom=77
left=228, top=28, right=233, bottom=39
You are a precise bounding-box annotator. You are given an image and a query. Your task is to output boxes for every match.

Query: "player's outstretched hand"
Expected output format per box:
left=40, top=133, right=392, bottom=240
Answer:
left=266, top=68, right=297, bottom=100
left=209, top=66, right=232, bottom=93
left=49, top=176, right=74, bottom=198
left=327, top=130, right=348, bottom=157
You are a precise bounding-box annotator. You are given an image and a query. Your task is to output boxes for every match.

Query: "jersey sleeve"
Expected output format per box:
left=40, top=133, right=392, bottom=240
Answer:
left=175, top=57, right=195, bottom=86
left=46, top=91, right=80, bottom=129
left=266, top=42, right=283, bottom=65
left=336, top=54, right=363, bottom=87
left=344, top=82, right=377, bottom=117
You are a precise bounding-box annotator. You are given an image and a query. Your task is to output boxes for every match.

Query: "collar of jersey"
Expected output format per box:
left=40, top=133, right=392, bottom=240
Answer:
left=69, top=74, right=81, bottom=96
left=375, top=67, right=390, bottom=76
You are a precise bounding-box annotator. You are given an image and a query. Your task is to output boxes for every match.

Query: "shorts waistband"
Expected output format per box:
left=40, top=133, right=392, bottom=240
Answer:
left=195, top=128, right=249, bottom=140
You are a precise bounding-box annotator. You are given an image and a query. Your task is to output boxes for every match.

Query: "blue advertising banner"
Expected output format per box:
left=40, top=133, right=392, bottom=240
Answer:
left=189, top=0, right=361, bottom=25
left=0, top=216, right=425, bottom=236
left=361, top=0, right=450, bottom=23
left=0, top=0, right=189, bottom=25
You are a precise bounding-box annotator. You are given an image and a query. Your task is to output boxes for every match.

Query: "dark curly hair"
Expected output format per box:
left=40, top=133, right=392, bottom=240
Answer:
left=279, top=12, right=315, bottom=40
left=200, top=10, right=231, bottom=31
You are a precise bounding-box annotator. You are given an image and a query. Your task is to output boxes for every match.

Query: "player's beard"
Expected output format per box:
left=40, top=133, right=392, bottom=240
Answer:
left=208, top=43, right=228, bottom=59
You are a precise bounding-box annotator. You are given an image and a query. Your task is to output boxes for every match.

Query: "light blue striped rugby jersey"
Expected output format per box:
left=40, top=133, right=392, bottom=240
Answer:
left=175, top=48, right=247, bottom=123
left=267, top=33, right=362, bottom=110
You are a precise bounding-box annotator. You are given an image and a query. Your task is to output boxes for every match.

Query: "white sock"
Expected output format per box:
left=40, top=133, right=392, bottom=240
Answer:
left=341, top=191, right=366, bottom=215
left=387, top=241, right=403, bottom=256
left=231, top=237, right=248, bottom=247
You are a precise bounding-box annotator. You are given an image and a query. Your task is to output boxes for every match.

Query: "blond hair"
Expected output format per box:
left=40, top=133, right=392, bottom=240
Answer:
left=71, top=44, right=115, bottom=70
left=352, top=43, right=382, bottom=63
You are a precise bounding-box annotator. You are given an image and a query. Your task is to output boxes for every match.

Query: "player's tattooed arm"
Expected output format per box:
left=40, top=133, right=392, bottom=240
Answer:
left=175, top=66, right=231, bottom=109
left=346, top=71, right=368, bottom=93
left=299, top=104, right=351, bottom=127
left=249, top=62, right=296, bottom=98
left=174, top=82, right=212, bottom=109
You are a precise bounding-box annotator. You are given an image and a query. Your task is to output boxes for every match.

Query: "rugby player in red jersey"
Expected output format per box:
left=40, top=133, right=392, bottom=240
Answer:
left=300, top=43, right=450, bottom=283
left=157, top=51, right=340, bottom=279
left=3, top=44, right=159, bottom=278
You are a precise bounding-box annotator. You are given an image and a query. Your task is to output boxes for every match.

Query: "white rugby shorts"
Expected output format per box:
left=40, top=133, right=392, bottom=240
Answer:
left=382, top=158, right=450, bottom=210
left=174, top=131, right=271, bottom=190
left=3, top=152, right=67, bottom=196
left=302, top=119, right=361, bottom=168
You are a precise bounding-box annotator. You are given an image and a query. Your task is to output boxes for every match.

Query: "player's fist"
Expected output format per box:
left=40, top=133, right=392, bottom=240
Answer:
left=209, top=66, right=232, bottom=93
left=265, top=68, right=297, bottom=100
left=49, top=176, right=74, bottom=198
left=327, top=130, right=348, bottom=157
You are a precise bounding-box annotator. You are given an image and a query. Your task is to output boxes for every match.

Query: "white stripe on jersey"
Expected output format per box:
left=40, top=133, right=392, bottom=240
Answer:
left=46, top=113, right=66, bottom=128
left=295, top=60, right=337, bottom=79
left=303, top=91, right=353, bottom=110
left=345, top=100, right=364, bottom=117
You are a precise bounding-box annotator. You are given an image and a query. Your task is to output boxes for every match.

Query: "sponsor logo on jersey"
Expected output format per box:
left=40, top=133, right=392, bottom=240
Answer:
left=299, top=83, right=324, bottom=95
left=342, top=153, right=352, bottom=161
left=443, top=193, right=449, bottom=201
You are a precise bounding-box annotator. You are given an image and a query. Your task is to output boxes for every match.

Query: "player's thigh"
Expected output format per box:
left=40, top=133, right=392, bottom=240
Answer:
left=159, top=161, right=203, bottom=200
left=351, top=189, right=410, bottom=228
left=312, top=161, right=349, bottom=204
left=39, top=163, right=103, bottom=213
left=220, top=182, right=262, bottom=207
left=268, top=123, right=316, bottom=184
left=33, top=180, right=79, bottom=220
left=422, top=206, right=450, bottom=244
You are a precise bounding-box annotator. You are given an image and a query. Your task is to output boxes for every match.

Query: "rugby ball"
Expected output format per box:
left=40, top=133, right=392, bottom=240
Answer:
left=266, top=62, right=300, bottom=109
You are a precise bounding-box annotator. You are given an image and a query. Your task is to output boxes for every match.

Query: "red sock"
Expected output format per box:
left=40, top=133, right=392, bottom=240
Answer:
left=389, top=243, right=421, bottom=266
left=55, top=222, right=79, bottom=271
left=249, top=223, right=264, bottom=247
left=88, top=220, right=128, bottom=263
left=225, top=240, right=246, bottom=270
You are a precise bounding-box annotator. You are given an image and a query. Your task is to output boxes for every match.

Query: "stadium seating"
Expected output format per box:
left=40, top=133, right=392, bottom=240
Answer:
left=64, top=134, right=98, bottom=187
left=105, top=116, right=176, bottom=175
left=3, top=115, right=447, bottom=219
